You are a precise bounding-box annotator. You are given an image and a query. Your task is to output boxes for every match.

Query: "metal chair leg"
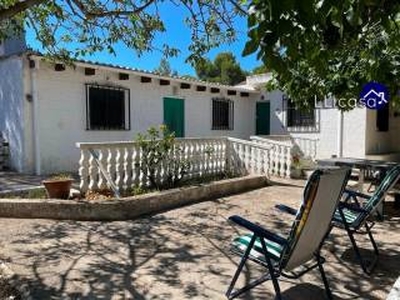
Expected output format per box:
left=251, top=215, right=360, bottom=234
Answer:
left=316, top=256, right=333, bottom=300
left=226, top=235, right=256, bottom=298
left=346, top=229, right=371, bottom=274
left=260, top=238, right=282, bottom=300
left=226, top=235, right=278, bottom=300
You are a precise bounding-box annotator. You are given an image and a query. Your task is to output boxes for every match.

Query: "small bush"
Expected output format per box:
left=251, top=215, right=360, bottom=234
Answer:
left=136, top=125, right=191, bottom=190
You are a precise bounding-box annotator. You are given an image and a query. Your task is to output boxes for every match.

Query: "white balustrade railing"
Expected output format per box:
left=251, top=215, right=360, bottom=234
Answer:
left=76, top=136, right=292, bottom=193
left=292, top=137, right=318, bottom=160
left=251, top=135, right=319, bottom=160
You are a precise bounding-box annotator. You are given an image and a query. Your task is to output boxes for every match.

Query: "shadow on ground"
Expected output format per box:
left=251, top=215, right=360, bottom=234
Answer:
left=0, top=185, right=399, bottom=299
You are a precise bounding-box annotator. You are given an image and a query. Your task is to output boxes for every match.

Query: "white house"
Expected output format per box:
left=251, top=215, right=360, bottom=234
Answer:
left=1, top=35, right=398, bottom=175
left=0, top=37, right=264, bottom=174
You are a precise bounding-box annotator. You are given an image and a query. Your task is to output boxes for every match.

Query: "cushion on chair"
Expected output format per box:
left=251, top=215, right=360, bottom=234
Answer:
left=332, top=208, right=361, bottom=228
left=364, top=166, right=400, bottom=212
left=231, top=233, right=285, bottom=262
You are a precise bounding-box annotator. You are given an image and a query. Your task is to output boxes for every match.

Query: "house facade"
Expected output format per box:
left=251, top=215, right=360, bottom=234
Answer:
left=243, top=74, right=400, bottom=162
left=0, top=38, right=264, bottom=174
left=1, top=36, right=398, bottom=175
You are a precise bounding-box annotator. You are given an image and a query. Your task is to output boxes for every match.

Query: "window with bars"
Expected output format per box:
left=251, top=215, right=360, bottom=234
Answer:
left=212, top=98, right=234, bottom=130
left=286, top=98, right=315, bottom=127
left=85, top=84, right=130, bottom=130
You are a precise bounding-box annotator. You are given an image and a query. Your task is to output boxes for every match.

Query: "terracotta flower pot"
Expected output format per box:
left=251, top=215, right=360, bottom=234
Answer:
left=42, top=179, right=73, bottom=199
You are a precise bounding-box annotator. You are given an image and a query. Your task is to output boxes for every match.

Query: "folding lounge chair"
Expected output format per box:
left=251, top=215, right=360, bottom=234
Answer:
left=332, top=165, right=400, bottom=274
left=226, top=167, right=350, bottom=300
left=278, top=165, right=400, bottom=274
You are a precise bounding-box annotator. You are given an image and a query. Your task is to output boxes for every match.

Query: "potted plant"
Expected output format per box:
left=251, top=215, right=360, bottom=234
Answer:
left=290, top=145, right=304, bottom=178
left=42, top=174, right=74, bottom=199
left=291, top=154, right=303, bottom=178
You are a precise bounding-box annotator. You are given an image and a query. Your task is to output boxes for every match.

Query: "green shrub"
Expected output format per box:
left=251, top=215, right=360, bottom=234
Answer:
left=136, top=125, right=191, bottom=190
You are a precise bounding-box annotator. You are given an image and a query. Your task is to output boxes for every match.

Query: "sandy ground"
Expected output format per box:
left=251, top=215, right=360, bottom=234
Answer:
left=0, top=181, right=400, bottom=299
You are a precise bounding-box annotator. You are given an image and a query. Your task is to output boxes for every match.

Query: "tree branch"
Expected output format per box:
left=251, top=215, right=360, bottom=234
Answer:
left=70, top=0, right=156, bottom=18
left=0, top=0, right=46, bottom=21
left=227, top=0, right=247, bottom=15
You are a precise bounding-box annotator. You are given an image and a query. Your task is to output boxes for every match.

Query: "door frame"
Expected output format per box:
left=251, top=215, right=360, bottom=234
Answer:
left=163, top=96, right=185, bottom=137
left=255, top=101, right=271, bottom=135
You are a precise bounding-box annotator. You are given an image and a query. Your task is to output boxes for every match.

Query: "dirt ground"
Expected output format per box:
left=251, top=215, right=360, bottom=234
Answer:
left=0, top=181, right=399, bottom=299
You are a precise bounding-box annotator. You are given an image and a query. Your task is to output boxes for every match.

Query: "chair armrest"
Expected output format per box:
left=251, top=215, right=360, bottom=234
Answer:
left=275, top=204, right=297, bottom=216
left=338, top=202, right=368, bottom=214
left=228, top=215, right=288, bottom=246
left=344, top=189, right=371, bottom=200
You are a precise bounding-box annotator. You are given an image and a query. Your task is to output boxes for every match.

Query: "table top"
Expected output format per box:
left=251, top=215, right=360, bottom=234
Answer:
left=317, top=157, right=398, bottom=170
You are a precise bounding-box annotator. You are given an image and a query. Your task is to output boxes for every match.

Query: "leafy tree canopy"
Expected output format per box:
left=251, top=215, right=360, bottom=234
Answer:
left=154, top=58, right=178, bottom=76
left=0, top=0, right=245, bottom=64
left=244, top=0, right=400, bottom=110
left=251, top=65, right=268, bottom=75
left=195, top=51, right=248, bottom=85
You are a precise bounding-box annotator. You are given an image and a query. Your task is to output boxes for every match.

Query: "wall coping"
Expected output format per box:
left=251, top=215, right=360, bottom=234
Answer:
left=0, top=175, right=267, bottom=221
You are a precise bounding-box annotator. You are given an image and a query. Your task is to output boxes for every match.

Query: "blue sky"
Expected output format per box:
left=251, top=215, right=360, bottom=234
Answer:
left=25, top=3, right=260, bottom=76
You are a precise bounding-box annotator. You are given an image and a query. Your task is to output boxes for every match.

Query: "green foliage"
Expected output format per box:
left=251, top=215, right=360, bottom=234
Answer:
left=251, top=65, right=269, bottom=75
left=130, top=186, right=148, bottom=196
left=154, top=58, right=178, bottom=77
left=244, top=0, right=400, bottom=110
left=136, top=125, right=190, bottom=190
left=0, top=0, right=244, bottom=65
left=195, top=52, right=248, bottom=85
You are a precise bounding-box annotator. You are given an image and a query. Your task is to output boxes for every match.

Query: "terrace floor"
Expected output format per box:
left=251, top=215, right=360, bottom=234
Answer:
left=0, top=179, right=399, bottom=299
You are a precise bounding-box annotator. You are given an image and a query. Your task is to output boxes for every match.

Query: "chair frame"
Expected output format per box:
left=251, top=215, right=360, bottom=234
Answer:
left=335, top=190, right=380, bottom=274
left=226, top=215, right=333, bottom=300
left=278, top=193, right=380, bottom=275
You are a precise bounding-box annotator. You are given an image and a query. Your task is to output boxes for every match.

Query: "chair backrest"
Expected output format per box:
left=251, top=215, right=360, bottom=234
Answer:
left=281, top=167, right=350, bottom=271
left=363, top=165, right=400, bottom=215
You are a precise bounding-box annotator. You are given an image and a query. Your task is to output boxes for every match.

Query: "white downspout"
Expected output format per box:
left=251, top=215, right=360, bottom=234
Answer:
left=337, top=110, right=344, bottom=157
left=30, top=58, right=41, bottom=175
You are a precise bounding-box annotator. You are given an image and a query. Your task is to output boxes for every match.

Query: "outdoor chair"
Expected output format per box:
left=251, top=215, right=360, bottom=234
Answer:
left=278, top=165, right=400, bottom=274
left=332, top=165, right=400, bottom=274
left=226, top=167, right=350, bottom=300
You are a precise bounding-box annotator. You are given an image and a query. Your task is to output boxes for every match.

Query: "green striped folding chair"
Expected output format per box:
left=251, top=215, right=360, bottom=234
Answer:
left=332, top=165, right=400, bottom=274
left=226, top=167, right=350, bottom=300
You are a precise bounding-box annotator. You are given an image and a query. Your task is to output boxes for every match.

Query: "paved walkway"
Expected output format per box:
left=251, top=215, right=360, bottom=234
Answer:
left=0, top=183, right=399, bottom=299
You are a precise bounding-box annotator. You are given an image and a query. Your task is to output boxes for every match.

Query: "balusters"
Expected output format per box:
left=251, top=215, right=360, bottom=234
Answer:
left=79, top=148, right=89, bottom=192
left=88, top=150, right=98, bottom=191
left=115, top=148, right=123, bottom=190
left=133, top=146, right=140, bottom=187
left=97, top=149, right=107, bottom=189
left=285, top=146, right=291, bottom=178
left=77, top=137, right=296, bottom=195
left=124, top=147, right=133, bottom=190
left=278, top=145, right=286, bottom=177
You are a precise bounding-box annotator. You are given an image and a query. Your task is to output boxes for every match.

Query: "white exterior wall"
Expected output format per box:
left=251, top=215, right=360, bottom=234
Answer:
left=30, top=61, right=256, bottom=173
left=0, top=56, right=25, bottom=172
left=342, top=108, right=367, bottom=157
left=365, top=108, right=400, bottom=154
left=268, top=90, right=367, bottom=159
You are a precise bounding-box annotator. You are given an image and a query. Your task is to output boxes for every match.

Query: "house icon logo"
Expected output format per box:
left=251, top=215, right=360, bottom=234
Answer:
left=360, top=82, right=389, bottom=110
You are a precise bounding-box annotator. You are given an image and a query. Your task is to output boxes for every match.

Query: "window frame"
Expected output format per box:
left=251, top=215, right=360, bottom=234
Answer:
left=211, top=97, right=234, bottom=131
left=283, top=96, right=319, bottom=133
left=85, top=84, right=131, bottom=131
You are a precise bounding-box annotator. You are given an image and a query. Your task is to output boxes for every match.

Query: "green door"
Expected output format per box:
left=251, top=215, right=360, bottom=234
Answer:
left=256, top=102, right=270, bottom=135
left=163, top=97, right=185, bottom=137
